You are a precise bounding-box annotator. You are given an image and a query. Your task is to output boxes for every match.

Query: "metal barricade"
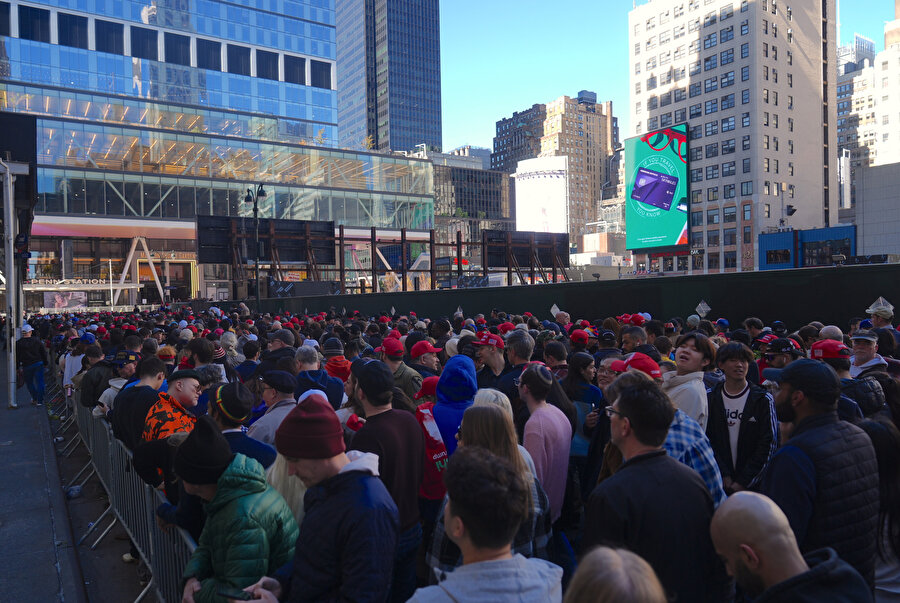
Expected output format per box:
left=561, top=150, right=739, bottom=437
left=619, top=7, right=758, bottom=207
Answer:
left=150, top=489, right=197, bottom=603
left=112, top=442, right=154, bottom=563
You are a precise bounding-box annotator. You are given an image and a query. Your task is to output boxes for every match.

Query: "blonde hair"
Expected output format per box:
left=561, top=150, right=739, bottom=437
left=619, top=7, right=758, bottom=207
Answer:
left=564, top=546, right=666, bottom=603
left=473, top=388, right=513, bottom=419
left=266, top=454, right=307, bottom=526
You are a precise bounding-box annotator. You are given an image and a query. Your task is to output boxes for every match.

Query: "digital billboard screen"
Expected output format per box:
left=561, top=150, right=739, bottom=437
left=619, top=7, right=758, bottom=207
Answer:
left=514, top=156, right=569, bottom=234
left=624, top=123, right=689, bottom=250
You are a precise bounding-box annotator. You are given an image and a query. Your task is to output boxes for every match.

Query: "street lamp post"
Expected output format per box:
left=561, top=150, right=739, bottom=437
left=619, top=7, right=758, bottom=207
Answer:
left=244, top=184, right=267, bottom=311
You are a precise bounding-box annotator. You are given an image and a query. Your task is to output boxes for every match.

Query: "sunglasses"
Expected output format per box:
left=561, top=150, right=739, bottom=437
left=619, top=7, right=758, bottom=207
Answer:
left=604, top=405, right=627, bottom=419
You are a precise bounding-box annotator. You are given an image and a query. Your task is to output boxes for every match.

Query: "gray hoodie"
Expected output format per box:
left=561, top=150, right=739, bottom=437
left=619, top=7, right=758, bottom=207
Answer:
left=408, top=554, right=562, bottom=603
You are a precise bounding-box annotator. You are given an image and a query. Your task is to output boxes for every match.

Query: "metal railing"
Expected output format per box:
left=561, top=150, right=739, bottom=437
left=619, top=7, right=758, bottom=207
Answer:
left=66, top=390, right=197, bottom=603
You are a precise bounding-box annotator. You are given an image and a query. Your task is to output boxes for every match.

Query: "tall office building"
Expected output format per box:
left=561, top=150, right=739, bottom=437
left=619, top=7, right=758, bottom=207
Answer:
left=2, top=0, right=434, bottom=308
left=837, top=33, right=875, bottom=74
left=336, top=0, right=442, bottom=152
left=492, top=93, right=619, bottom=248
left=629, top=0, right=837, bottom=273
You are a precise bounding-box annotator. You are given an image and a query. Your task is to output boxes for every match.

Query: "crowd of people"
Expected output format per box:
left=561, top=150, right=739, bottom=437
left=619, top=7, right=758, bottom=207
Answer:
left=12, top=296, right=900, bottom=602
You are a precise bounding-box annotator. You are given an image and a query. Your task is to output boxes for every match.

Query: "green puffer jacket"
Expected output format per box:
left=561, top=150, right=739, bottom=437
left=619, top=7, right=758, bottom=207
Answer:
left=183, top=453, right=299, bottom=602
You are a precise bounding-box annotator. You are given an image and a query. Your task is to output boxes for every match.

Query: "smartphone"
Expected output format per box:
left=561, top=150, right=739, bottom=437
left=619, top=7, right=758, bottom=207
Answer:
left=216, top=585, right=254, bottom=601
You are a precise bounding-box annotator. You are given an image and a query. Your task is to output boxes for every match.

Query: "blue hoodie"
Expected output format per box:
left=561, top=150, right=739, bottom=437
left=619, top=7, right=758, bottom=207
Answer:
left=434, top=355, right=478, bottom=456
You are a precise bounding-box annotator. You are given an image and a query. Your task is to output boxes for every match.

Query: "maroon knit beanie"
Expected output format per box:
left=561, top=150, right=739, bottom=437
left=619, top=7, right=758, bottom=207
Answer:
left=275, top=394, right=345, bottom=459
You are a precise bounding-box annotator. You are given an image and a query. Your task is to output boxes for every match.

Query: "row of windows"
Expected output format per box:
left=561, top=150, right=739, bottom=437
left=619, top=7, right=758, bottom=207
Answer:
left=690, top=230, right=751, bottom=250
left=6, top=4, right=332, bottom=89
left=691, top=204, right=753, bottom=226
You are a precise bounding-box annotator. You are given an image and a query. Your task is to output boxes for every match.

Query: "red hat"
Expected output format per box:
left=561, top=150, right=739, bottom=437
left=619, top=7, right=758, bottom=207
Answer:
left=811, top=339, right=852, bottom=360
left=187, top=325, right=198, bottom=333
left=475, top=318, right=487, bottom=325
left=498, top=322, right=516, bottom=335
left=611, top=352, right=661, bottom=379
left=414, top=376, right=440, bottom=400
left=578, top=320, right=590, bottom=328
left=629, top=314, right=646, bottom=326
left=616, top=314, right=631, bottom=322
left=409, top=311, right=417, bottom=317
left=274, top=394, right=345, bottom=459
left=756, top=333, right=778, bottom=344
left=379, top=315, right=391, bottom=324
left=471, top=332, right=505, bottom=350
left=291, top=317, right=300, bottom=324
left=523, top=312, right=533, bottom=318
left=375, top=337, right=405, bottom=358
left=97, top=326, right=107, bottom=335
left=411, top=340, right=442, bottom=359
left=570, top=329, right=589, bottom=345
left=386, top=329, right=401, bottom=339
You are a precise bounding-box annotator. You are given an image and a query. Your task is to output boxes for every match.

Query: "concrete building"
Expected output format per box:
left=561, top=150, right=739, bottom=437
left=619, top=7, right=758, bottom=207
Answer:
left=449, top=145, right=492, bottom=170
left=491, top=103, right=547, bottom=173
left=837, top=33, right=875, bottom=75
left=336, top=0, right=442, bottom=152
left=856, top=163, right=900, bottom=255
left=629, top=0, right=838, bottom=273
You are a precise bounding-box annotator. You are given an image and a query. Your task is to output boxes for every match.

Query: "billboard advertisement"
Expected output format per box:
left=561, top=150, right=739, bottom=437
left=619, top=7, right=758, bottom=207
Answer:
left=43, top=291, right=89, bottom=310
left=514, top=156, right=569, bottom=234
left=625, top=124, right=689, bottom=250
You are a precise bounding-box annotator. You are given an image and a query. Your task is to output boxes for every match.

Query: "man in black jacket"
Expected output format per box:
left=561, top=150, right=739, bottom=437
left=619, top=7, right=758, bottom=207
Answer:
left=582, top=375, right=731, bottom=602
left=255, top=329, right=297, bottom=376
left=711, top=491, right=871, bottom=603
left=109, top=356, right=167, bottom=451
left=761, top=359, right=880, bottom=587
left=15, top=324, right=48, bottom=407
left=707, top=342, right=777, bottom=494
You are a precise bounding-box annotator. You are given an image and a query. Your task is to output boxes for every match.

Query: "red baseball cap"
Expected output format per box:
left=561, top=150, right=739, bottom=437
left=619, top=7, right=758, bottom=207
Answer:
left=811, top=339, right=852, bottom=360
left=379, top=315, right=391, bottom=323
left=756, top=333, right=778, bottom=345
left=629, top=314, right=646, bottom=326
left=385, top=329, right=401, bottom=339
left=611, top=352, right=662, bottom=379
left=411, top=340, right=442, bottom=358
left=523, top=312, right=533, bottom=318
left=375, top=337, right=404, bottom=358
left=475, top=318, right=487, bottom=325
left=471, top=332, right=505, bottom=350
left=497, top=322, right=516, bottom=335
left=414, top=376, right=440, bottom=400
left=570, top=329, right=589, bottom=345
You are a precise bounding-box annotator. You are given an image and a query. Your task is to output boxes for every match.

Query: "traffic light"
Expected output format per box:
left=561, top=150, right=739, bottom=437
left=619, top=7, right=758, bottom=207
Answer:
left=785, top=204, right=797, bottom=216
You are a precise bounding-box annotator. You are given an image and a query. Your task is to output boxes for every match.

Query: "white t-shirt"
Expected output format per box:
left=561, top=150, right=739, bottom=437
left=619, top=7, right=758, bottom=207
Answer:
left=722, top=383, right=750, bottom=468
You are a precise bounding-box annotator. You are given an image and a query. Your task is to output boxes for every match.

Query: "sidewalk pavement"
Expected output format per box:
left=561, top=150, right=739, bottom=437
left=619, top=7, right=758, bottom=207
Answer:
left=0, top=360, right=87, bottom=603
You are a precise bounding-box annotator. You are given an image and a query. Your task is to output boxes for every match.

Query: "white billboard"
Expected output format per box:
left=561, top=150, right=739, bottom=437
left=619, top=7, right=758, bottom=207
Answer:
left=514, top=156, right=569, bottom=234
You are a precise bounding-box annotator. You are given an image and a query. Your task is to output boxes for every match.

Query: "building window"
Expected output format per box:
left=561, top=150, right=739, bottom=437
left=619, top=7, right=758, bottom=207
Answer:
left=95, top=19, right=123, bottom=55
left=691, top=211, right=703, bottom=226
left=742, top=88, right=750, bottom=104
left=705, top=55, right=718, bottom=71
left=0, top=2, right=8, bottom=37
left=763, top=180, right=771, bottom=195
left=742, top=135, right=751, bottom=150
left=708, top=253, right=721, bottom=269
left=741, top=19, right=749, bottom=35
left=720, top=25, right=734, bottom=41
left=764, top=203, right=771, bottom=218
left=19, top=5, right=50, bottom=43
left=164, top=32, right=191, bottom=66
left=708, top=208, right=720, bottom=224
left=723, top=161, right=736, bottom=176
left=742, top=112, right=750, bottom=127
left=690, top=125, right=703, bottom=140
left=706, top=142, right=719, bottom=158
left=743, top=204, right=752, bottom=220
left=708, top=186, right=719, bottom=201
left=743, top=225, right=752, bottom=243
left=741, top=66, right=750, bottom=81
left=692, top=231, right=704, bottom=248
left=706, top=165, right=720, bottom=179
left=741, top=181, right=753, bottom=195
left=256, top=49, right=279, bottom=81
left=722, top=138, right=736, bottom=154
left=284, top=56, right=307, bottom=84
left=227, top=44, right=251, bottom=76
left=708, top=230, right=720, bottom=246
left=674, top=87, right=687, bottom=102
left=724, top=227, right=737, bottom=245
left=722, top=116, right=735, bottom=131
left=692, top=190, right=703, bottom=204
left=690, top=58, right=702, bottom=74
left=721, top=48, right=734, bottom=65
left=721, top=93, right=735, bottom=109
left=705, top=77, right=719, bottom=93
left=724, top=183, right=735, bottom=198
left=691, top=168, right=703, bottom=182
left=660, top=112, right=673, bottom=127
left=724, top=250, right=737, bottom=267
left=704, top=33, right=718, bottom=49
left=705, top=99, right=718, bottom=114
left=690, top=103, right=702, bottom=118
left=721, top=71, right=735, bottom=87
left=675, top=108, right=687, bottom=123
left=690, top=82, right=702, bottom=97
left=741, top=42, right=749, bottom=59
left=743, top=157, right=751, bottom=172
left=57, top=13, right=88, bottom=49
left=705, top=121, right=718, bottom=136
left=724, top=206, right=737, bottom=222
left=690, top=147, right=703, bottom=161
left=196, top=38, right=221, bottom=71
left=131, top=26, right=158, bottom=61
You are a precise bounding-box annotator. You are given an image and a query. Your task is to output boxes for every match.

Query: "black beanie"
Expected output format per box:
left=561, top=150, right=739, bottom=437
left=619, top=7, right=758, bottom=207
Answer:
left=174, top=416, right=233, bottom=485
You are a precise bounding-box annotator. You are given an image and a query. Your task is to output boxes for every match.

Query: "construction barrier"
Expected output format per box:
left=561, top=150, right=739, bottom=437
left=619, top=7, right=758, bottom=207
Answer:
left=69, top=393, right=197, bottom=603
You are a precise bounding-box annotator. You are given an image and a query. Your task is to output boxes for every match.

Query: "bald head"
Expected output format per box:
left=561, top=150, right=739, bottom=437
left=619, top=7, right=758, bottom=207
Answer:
left=710, top=492, right=808, bottom=597
left=819, top=325, right=844, bottom=342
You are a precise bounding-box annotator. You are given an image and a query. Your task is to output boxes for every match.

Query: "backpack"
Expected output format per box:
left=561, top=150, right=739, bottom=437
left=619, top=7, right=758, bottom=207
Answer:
left=415, top=402, right=448, bottom=500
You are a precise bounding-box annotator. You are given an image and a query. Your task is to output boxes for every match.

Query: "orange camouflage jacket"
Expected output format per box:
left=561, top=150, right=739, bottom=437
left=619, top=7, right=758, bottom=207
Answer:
left=142, top=392, right=196, bottom=442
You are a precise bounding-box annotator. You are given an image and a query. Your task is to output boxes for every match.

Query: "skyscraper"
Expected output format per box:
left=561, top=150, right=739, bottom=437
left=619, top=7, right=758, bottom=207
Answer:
left=336, top=0, right=442, bottom=152
left=629, top=0, right=838, bottom=274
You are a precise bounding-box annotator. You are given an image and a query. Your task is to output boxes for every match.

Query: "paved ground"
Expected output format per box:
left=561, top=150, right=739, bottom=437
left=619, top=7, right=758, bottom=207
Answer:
left=0, top=360, right=148, bottom=602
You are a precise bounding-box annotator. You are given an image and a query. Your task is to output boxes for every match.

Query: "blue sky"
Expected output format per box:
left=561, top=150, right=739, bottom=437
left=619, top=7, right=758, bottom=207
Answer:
left=439, top=0, right=891, bottom=152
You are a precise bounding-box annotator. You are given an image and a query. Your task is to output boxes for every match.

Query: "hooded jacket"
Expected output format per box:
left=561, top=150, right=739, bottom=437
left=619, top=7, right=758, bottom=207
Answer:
left=295, top=369, right=345, bottom=410
left=409, top=554, right=562, bottom=603
left=275, top=451, right=399, bottom=602
left=324, top=355, right=352, bottom=382
left=755, top=547, right=872, bottom=603
left=79, top=360, right=115, bottom=407
left=255, top=346, right=297, bottom=377
left=662, top=371, right=710, bottom=429
left=433, top=356, right=478, bottom=456
left=97, top=377, right=128, bottom=412
left=182, top=454, right=299, bottom=602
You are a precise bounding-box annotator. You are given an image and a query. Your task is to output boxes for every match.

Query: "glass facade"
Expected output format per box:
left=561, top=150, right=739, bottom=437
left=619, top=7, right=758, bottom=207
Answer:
left=2, top=0, right=434, bottom=303
left=336, top=0, right=442, bottom=153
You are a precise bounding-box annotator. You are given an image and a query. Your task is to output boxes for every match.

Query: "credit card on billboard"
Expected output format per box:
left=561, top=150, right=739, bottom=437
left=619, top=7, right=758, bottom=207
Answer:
left=631, top=167, right=679, bottom=211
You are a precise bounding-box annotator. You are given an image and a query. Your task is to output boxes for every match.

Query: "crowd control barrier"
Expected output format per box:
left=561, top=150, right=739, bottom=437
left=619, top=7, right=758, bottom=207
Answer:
left=69, top=398, right=197, bottom=603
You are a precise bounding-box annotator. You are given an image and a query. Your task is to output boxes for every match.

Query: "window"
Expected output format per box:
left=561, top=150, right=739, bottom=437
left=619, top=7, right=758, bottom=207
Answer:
left=692, top=231, right=705, bottom=248
left=692, top=190, right=703, bottom=204
left=724, top=227, right=737, bottom=245
left=741, top=181, right=753, bottom=195
left=691, top=211, right=704, bottom=227
left=689, top=18, right=701, bottom=33
left=708, top=252, right=721, bottom=268
left=741, top=66, right=750, bottom=81
left=704, top=11, right=717, bottom=27
left=675, top=108, right=687, bottom=123
left=690, top=82, right=702, bottom=97
left=721, top=25, right=734, bottom=42
left=742, top=135, right=751, bottom=150
left=721, top=93, right=735, bottom=109
left=741, top=0, right=749, bottom=11
left=722, top=116, right=735, bottom=131
left=743, top=157, right=751, bottom=172
left=724, top=250, right=737, bottom=268
left=164, top=32, right=191, bottom=66
left=763, top=42, right=769, bottom=58
left=708, top=230, right=720, bottom=246
left=706, top=165, right=720, bottom=179
left=705, top=76, right=718, bottom=92
left=743, top=204, right=752, bottom=220
left=721, top=71, right=735, bottom=87
left=763, top=112, right=769, bottom=127
left=708, top=186, right=719, bottom=201
left=647, top=56, right=657, bottom=69
left=196, top=38, right=221, bottom=71
left=660, top=112, right=673, bottom=127
left=741, top=19, right=749, bottom=35
left=721, top=48, right=734, bottom=65
left=722, top=138, right=736, bottom=154
left=724, top=183, right=736, bottom=198
left=763, top=88, right=769, bottom=103
left=763, top=19, right=768, bottom=34
left=690, top=147, right=703, bottom=161
left=95, top=19, right=124, bottom=55
left=0, top=2, right=8, bottom=37
left=227, top=44, right=251, bottom=76
left=674, top=87, right=686, bottom=102
left=744, top=226, right=752, bottom=244
left=706, top=142, right=719, bottom=158
left=742, top=88, right=750, bottom=104
left=649, top=96, right=659, bottom=110
left=764, top=204, right=771, bottom=218
left=690, top=58, right=701, bottom=74
left=723, top=161, right=736, bottom=176
left=647, top=75, right=658, bottom=90
left=721, top=4, right=734, bottom=19
left=284, top=58, right=308, bottom=85
left=704, top=33, right=718, bottom=49
left=705, top=121, right=719, bottom=136
left=742, top=112, right=750, bottom=127
left=674, top=24, right=686, bottom=38
left=635, top=42, right=641, bottom=55
left=741, top=43, right=749, bottom=58
left=311, top=61, right=332, bottom=88
left=635, top=62, right=642, bottom=75
left=256, top=49, right=279, bottom=81
left=660, top=91, right=672, bottom=106
left=763, top=180, right=771, bottom=195
left=19, top=5, right=50, bottom=43
left=648, top=117, right=659, bottom=131
left=131, top=26, right=158, bottom=61
left=691, top=168, right=704, bottom=182
left=763, top=135, right=769, bottom=149
left=58, top=13, right=88, bottom=49
left=724, top=206, right=737, bottom=223
left=705, top=55, right=718, bottom=71
left=705, top=99, right=718, bottom=114
left=690, top=125, right=703, bottom=140
left=788, top=161, right=794, bottom=176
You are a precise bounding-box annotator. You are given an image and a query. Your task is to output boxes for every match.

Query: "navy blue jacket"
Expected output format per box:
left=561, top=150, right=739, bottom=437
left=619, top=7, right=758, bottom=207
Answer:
left=275, top=467, right=399, bottom=602
left=755, top=547, right=872, bottom=603
left=295, top=370, right=344, bottom=411
left=223, top=431, right=276, bottom=469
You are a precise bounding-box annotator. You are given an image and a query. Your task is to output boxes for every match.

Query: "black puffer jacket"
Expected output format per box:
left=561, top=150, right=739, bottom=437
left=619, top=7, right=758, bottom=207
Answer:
left=756, top=547, right=872, bottom=603
left=841, top=377, right=886, bottom=416
left=79, top=361, right=115, bottom=408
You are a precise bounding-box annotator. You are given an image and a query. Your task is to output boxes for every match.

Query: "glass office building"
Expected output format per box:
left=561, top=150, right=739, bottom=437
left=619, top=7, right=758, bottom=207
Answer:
left=336, top=0, right=442, bottom=153
left=0, top=0, right=433, bottom=306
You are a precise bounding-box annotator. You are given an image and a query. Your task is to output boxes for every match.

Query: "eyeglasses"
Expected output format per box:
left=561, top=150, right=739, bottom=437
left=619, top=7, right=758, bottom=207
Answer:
left=596, top=367, right=620, bottom=375
left=604, top=405, right=626, bottom=419
left=640, top=128, right=688, bottom=164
